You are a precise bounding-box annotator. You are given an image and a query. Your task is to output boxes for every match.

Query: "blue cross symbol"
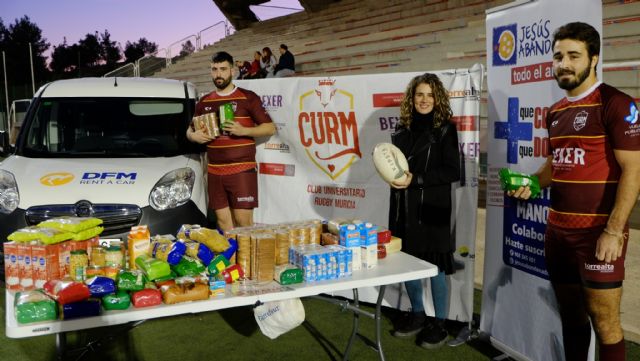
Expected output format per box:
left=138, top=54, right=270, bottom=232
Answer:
left=494, top=97, right=532, bottom=164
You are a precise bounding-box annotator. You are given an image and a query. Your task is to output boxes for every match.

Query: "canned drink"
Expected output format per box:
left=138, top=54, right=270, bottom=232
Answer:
left=220, top=103, right=235, bottom=134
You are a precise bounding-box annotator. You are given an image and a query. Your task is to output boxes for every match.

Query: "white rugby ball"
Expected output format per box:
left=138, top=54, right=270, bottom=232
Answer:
left=372, top=143, right=409, bottom=184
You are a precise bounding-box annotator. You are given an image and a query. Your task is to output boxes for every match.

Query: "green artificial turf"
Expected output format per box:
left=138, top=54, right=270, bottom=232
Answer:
left=1, top=287, right=638, bottom=360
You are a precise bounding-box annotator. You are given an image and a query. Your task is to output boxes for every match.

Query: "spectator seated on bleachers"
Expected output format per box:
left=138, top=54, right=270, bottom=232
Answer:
left=260, top=47, right=277, bottom=78
left=273, top=43, right=295, bottom=78
left=235, top=60, right=251, bottom=79
left=245, top=51, right=265, bottom=79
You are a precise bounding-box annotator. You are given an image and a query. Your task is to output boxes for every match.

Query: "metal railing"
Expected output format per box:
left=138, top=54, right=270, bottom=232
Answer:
left=102, top=21, right=234, bottom=78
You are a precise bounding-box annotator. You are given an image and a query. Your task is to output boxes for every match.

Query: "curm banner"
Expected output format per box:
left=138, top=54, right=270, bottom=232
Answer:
left=236, top=66, right=483, bottom=322
left=483, top=0, right=602, bottom=360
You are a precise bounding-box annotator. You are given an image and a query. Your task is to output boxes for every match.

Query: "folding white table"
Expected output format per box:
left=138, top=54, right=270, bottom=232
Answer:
left=6, top=252, right=437, bottom=360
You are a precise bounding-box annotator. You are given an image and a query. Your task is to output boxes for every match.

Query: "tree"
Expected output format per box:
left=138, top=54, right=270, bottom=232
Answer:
left=1, top=16, right=50, bottom=95
left=100, top=30, right=121, bottom=66
left=49, top=38, right=77, bottom=75
left=77, top=32, right=102, bottom=67
left=123, top=38, right=158, bottom=63
left=179, top=40, right=195, bottom=57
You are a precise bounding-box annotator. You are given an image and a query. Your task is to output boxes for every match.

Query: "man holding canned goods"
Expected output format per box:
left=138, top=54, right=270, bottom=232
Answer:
left=187, top=51, right=276, bottom=232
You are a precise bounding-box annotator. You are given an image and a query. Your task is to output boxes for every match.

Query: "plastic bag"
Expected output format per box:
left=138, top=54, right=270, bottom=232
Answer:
left=7, top=226, right=73, bottom=244
left=14, top=290, right=57, bottom=324
left=38, top=216, right=103, bottom=233
left=253, top=298, right=305, bottom=339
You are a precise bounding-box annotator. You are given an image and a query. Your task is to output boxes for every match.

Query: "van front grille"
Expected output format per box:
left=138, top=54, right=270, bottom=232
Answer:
left=25, top=203, right=142, bottom=235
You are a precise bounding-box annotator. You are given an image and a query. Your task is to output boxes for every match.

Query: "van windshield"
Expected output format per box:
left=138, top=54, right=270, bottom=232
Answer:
left=19, top=97, right=195, bottom=158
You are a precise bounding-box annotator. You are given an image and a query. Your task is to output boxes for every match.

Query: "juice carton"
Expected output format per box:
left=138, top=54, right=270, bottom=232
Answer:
left=3, top=242, right=20, bottom=290
left=17, top=243, right=34, bottom=290
left=31, top=243, right=60, bottom=288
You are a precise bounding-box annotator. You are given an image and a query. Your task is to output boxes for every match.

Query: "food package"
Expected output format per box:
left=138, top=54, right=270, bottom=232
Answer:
left=321, top=233, right=339, bottom=246
left=377, top=228, right=392, bottom=244
left=250, top=233, right=276, bottom=282
left=209, top=278, right=226, bottom=297
left=43, top=279, right=91, bottom=304
left=85, top=276, right=116, bottom=298
left=184, top=240, right=214, bottom=266
left=220, top=237, right=238, bottom=261
left=193, top=112, right=220, bottom=137
left=155, top=279, right=176, bottom=293
left=221, top=264, right=244, bottom=284
left=274, top=264, right=303, bottom=285
left=135, top=255, right=171, bottom=281
left=207, top=254, right=230, bottom=277
left=178, top=225, right=230, bottom=253
left=498, top=168, right=541, bottom=198
left=117, top=269, right=147, bottom=291
left=131, top=288, right=162, bottom=308
left=128, top=225, right=151, bottom=269
left=162, top=282, right=210, bottom=304
left=8, top=226, right=73, bottom=245
left=60, top=299, right=101, bottom=319
left=4, top=242, right=20, bottom=290
left=38, top=217, right=103, bottom=233
left=31, top=242, right=60, bottom=288
left=150, top=237, right=186, bottom=265
left=171, top=256, right=206, bottom=277
left=383, top=236, right=402, bottom=254
left=377, top=244, right=387, bottom=259
left=14, top=290, right=57, bottom=324
left=70, top=226, right=104, bottom=241
left=102, top=291, right=131, bottom=311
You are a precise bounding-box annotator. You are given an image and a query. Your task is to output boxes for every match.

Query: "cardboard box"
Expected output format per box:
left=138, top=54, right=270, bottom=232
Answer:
left=31, top=243, right=60, bottom=288
left=3, top=242, right=20, bottom=290
left=58, top=241, right=71, bottom=279
left=17, top=243, right=34, bottom=290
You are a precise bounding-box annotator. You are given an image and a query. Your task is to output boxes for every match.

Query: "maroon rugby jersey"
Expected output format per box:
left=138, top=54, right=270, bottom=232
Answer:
left=545, top=82, right=640, bottom=228
left=195, top=87, right=272, bottom=175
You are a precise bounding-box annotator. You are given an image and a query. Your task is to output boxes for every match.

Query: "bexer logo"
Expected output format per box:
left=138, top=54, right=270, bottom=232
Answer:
left=40, top=172, right=75, bottom=186
left=492, top=23, right=517, bottom=66
left=297, top=78, right=362, bottom=180
left=494, top=97, right=533, bottom=164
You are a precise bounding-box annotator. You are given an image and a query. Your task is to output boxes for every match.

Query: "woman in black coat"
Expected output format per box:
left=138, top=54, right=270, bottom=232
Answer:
left=388, top=73, right=460, bottom=349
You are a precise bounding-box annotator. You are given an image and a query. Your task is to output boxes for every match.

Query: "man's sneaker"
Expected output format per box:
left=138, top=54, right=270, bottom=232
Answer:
left=392, top=312, right=426, bottom=337
left=418, top=319, right=448, bottom=349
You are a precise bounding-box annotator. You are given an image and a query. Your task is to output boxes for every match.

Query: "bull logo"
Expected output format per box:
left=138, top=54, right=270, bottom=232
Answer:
left=40, top=172, right=75, bottom=186
left=298, top=78, right=361, bottom=180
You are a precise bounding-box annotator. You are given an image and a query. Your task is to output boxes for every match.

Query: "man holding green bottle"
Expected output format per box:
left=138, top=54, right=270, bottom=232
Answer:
left=506, top=22, right=640, bottom=361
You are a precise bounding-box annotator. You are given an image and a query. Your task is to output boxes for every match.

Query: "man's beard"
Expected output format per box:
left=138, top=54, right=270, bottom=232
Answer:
left=554, top=59, right=592, bottom=91
left=213, top=75, right=231, bottom=90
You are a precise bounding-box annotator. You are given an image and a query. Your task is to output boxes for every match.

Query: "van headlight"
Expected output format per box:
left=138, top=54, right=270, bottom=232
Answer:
left=149, top=168, right=195, bottom=211
left=0, top=170, right=20, bottom=214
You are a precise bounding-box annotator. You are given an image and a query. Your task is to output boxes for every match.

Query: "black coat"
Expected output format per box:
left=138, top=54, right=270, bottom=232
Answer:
left=388, top=120, right=460, bottom=255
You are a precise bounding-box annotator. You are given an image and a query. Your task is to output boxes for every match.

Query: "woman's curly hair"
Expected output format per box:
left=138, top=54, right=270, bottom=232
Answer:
left=398, top=73, right=452, bottom=129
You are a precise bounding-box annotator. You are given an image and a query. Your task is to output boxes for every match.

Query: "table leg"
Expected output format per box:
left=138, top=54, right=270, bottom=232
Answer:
left=56, top=332, right=66, bottom=360
left=342, top=288, right=360, bottom=361
left=374, top=285, right=386, bottom=361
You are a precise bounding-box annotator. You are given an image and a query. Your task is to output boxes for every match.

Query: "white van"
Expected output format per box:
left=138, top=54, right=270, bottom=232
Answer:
left=0, top=77, right=209, bottom=265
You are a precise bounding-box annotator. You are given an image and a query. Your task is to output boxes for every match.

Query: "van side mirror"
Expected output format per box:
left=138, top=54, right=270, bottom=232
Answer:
left=0, top=130, right=11, bottom=157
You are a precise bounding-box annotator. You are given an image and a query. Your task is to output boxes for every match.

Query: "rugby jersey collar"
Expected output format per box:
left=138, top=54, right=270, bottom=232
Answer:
left=215, top=85, right=238, bottom=97
left=566, top=80, right=602, bottom=103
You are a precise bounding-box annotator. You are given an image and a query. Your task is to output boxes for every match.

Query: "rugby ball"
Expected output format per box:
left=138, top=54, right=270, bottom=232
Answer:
left=372, top=143, right=409, bottom=184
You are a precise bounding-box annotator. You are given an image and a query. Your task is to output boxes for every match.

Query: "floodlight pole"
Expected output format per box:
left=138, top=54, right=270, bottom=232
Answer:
left=29, top=43, right=35, bottom=95
left=3, top=51, right=9, bottom=126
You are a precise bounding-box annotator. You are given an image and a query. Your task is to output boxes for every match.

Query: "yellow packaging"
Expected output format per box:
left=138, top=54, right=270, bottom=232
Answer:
left=128, top=225, right=150, bottom=270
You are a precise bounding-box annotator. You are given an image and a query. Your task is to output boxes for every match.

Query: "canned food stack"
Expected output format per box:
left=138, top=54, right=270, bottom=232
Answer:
left=275, top=230, right=290, bottom=265
left=235, top=233, right=251, bottom=278
left=250, top=233, right=276, bottom=282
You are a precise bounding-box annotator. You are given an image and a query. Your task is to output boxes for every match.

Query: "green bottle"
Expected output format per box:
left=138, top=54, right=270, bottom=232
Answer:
left=499, top=168, right=541, bottom=198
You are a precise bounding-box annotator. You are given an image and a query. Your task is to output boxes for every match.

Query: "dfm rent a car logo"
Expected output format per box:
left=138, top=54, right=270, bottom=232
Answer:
left=297, top=78, right=362, bottom=180
left=40, top=172, right=75, bottom=186
left=80, top=172, right=137, bottom=184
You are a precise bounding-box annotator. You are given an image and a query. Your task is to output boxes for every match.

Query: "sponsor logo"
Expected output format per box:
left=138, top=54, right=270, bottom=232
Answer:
left=584, top=263, right=614, bottom=273
left=551, top=120, right=559, bottom=127
left=264, top=142, right=290, bottom=153
left=237, top=196, right=255, bottom=202
left=491, top=19, right=552, bottom=67
left=79, top=172, right=137, bottom=185
left=298, top=78, right=361, bottom=180
left=492, top=24, right=517, bottom=66
left=261, top=94, right=283, bottom=110
left=40, top=172, right=74, bottom=186
left=553, top=147, right=585, bottom=165
left=449, top=86, right=480, bottom=99
left=625, top=102, right=638, bottom=124
left=204, top=106, right=213, bottom=111
left=573, top=110, right=588, bottom=131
